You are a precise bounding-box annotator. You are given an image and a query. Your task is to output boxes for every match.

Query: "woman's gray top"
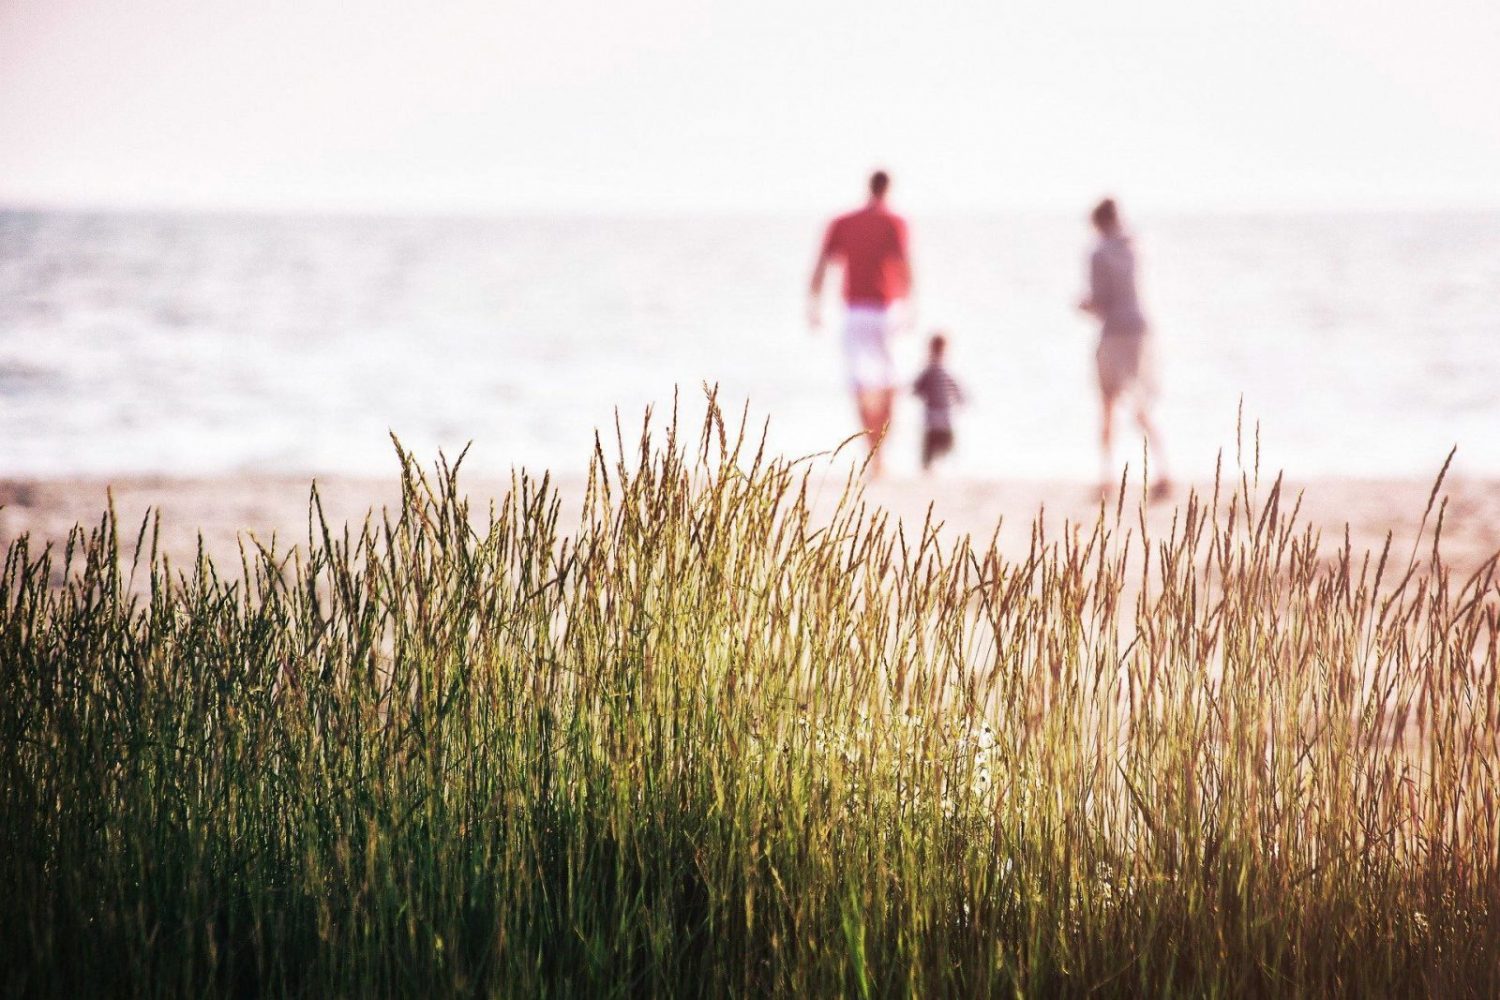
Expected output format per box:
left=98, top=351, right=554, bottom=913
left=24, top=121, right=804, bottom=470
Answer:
left=1090, top=235, right=1148, bottom=338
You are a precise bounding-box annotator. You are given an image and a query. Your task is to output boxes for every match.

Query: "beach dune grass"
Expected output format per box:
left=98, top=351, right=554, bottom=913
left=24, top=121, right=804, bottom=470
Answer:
left=1, top=400, right=1497, bottom=997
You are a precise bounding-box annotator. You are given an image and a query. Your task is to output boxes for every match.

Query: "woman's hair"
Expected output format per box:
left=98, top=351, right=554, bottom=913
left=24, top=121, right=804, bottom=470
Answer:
left=1091, top=197, right=1119, bottom=231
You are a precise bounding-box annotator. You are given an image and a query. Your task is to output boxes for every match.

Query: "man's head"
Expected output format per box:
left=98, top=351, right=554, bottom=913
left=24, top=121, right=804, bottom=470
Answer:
left=869, top=170, right=891, bottom=200
left=928, top=332, right=947, bottom=359
left=1091, top=197, right=1120, bottom=235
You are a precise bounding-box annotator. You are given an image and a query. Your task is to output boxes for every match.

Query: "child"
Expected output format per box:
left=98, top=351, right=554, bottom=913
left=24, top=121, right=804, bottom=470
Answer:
left=912, top=332, right=965, bottom=471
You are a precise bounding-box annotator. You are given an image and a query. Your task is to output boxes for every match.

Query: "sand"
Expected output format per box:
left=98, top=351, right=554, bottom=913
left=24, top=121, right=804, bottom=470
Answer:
left=2, top=471, right=1497, bottom=583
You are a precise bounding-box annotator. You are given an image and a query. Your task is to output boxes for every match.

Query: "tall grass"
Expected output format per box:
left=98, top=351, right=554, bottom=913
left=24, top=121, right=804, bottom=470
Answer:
left=2, top=400, right=1497, bottom=997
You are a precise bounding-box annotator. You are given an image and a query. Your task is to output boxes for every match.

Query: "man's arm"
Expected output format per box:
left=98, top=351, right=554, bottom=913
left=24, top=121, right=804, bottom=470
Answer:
left=808, top=222, right=838, bottom=331
left=892, top=217, right=913, bottom=302
left=889, top=217, right=915, bottom=332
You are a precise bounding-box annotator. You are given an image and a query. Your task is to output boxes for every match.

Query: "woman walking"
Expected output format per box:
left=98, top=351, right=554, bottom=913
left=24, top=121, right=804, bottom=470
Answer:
left=1079, top=198, right=1170, bottom=500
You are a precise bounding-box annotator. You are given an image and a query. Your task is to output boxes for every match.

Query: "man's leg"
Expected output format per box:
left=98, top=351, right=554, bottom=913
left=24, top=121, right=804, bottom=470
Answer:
left=865, top=325, right=896, bottom=476
left=872, top=386, right=894, bottom=452
left=844, top=309, right=896, bottom=478
left=855, top=387, right=894, bottom=476
left=1098, top=389, right=1118, bottom=498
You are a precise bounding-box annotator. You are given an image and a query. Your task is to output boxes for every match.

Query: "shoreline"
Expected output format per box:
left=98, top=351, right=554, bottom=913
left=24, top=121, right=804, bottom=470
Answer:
left=3, top=472, right=1497, bottom=579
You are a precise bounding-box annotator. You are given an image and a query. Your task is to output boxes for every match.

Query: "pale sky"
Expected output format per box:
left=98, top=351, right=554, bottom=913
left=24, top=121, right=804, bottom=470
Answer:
left=2, top=0, right=1498, bottom=213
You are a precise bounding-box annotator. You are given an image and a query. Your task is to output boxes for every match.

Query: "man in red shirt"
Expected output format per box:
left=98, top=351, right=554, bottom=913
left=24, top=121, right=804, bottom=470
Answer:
left=809, top=170, right=912, bottom=477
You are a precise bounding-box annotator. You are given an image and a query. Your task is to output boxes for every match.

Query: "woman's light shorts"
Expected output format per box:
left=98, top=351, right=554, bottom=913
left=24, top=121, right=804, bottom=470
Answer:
left=1096, top=332, right=1159, bottom=405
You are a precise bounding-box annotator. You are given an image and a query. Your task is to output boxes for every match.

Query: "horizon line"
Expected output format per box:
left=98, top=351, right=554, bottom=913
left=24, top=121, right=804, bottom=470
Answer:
left=6, top=198, right=1500, bottom=222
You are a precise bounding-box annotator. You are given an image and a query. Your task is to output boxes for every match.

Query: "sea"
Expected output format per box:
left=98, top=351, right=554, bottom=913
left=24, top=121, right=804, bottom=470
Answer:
left=1, top=209, right=1497, bottom=482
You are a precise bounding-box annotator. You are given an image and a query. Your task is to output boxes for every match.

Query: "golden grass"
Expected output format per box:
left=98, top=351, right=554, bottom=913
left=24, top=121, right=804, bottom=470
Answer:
left=1, top=397, right=1496, bottom=996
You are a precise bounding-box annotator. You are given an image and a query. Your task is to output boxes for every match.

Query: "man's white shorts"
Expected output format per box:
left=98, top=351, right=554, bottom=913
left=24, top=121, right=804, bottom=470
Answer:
left=842, top=305, right=895, bottom=391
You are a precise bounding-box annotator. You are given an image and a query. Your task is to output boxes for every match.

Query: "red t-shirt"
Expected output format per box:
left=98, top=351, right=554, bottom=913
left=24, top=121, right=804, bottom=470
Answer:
left=821, top=203, right=910, bottom=307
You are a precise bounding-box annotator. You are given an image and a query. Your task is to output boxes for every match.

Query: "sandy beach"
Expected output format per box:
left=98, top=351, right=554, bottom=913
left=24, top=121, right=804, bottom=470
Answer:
left=3, top=471, right=1497, bottom=582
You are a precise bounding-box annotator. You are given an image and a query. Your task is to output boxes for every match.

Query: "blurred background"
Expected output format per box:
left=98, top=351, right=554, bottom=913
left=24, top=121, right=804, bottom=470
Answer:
left=2, top=0, right=1498, bottom=481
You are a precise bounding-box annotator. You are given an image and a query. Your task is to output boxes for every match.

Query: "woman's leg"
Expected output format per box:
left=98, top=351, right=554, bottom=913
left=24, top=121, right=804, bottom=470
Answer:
left=1134, top=404, right=1171, bottom=497
left=1099, top=387, right=1118, bottom=497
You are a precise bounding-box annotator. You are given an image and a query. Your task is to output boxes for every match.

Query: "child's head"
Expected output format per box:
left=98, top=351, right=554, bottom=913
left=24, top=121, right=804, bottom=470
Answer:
left=928, top=332, right=948, bottom=360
